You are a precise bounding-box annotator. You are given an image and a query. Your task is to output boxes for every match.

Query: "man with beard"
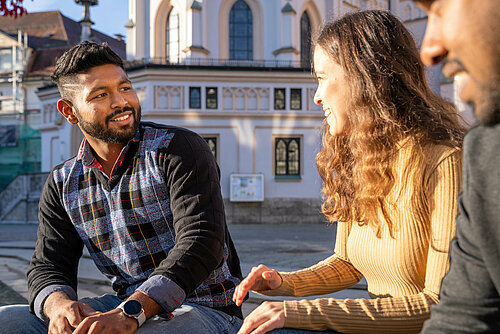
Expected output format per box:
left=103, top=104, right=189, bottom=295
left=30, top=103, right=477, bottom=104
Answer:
left=414, top=1, right=500, bottom=332
left=0, top=41, right=244, bottom=334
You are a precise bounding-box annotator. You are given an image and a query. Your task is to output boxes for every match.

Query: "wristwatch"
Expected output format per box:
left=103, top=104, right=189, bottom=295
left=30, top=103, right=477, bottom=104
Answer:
left=118, top=300, right=146, bottom=327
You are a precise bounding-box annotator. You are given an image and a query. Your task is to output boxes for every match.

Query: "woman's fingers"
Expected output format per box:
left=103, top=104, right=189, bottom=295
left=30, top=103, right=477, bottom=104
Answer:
left=237, top=301, right=285, bottom=334
left=234, top=264, right=271, bottom=305
left=262, top=270, right=282, bottom=290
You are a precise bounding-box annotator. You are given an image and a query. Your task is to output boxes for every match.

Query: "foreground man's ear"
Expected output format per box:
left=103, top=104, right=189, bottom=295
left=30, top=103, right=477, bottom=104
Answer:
left=57, top=99, right=78, bottom=124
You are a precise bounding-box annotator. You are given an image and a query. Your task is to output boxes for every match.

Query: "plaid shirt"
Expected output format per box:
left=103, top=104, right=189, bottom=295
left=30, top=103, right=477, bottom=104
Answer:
left=28, top=122, right=243, bottom=319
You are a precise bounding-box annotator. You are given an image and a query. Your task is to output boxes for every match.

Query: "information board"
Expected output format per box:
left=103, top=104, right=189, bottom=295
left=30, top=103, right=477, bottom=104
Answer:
left=229, top=173, right=264, bottom=202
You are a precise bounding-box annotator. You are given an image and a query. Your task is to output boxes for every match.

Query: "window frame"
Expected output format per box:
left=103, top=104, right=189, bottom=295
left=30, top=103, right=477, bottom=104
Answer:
left=300, top=11, right=312, bottom=68
left=273, top=136, right=302, bottom=180
left=229, top=0, right=253, bottom=60
left=206, top=87, right=218, bottom=110
left=166, top=7, right=180, bottom=63
left=0, top=48, right=13, bottom=72
left=274, top=88, right=286, bottom=110
left=290, top=88, right=302, bottom=110
left=189, top=87, right=201, bottom=109
left=201, top=135, right=219, bottom=163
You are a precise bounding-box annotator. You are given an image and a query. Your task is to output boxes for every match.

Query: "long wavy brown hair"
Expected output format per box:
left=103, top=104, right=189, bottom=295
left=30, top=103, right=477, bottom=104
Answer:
left=315, top=10, right=466, bottom=237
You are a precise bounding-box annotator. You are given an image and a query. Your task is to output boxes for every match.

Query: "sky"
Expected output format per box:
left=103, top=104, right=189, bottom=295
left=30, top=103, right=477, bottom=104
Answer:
left=23, top=0, right=129, bottom=39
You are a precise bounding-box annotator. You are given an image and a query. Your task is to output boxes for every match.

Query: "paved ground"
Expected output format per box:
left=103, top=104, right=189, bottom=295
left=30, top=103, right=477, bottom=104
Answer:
left=0, top=223, right=368, bottom=316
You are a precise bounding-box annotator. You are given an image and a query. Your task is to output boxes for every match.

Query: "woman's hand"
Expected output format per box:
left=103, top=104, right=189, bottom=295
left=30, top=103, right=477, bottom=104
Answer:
left=237, top=301, right=285, bottom=334
left=233, top=264, right=283, bottom=306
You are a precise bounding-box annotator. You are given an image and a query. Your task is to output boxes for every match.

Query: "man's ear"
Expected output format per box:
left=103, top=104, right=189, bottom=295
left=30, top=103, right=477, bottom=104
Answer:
left=57, top=99, right=78, bottom=124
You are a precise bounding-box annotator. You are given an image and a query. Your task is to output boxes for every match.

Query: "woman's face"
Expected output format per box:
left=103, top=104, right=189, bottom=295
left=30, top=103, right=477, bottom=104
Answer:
left=313, top=46, right=350, bottom=136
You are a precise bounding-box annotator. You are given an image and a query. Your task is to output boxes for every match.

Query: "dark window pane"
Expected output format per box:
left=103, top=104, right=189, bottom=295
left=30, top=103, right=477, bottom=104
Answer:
left=290, top=89, right=302, bottom=110
left=274, top=88, right=286, bottom=110
left=235, top=38, right=246, bottom=49
left=206, top=87, right=218, bottom=109
left=203, top=137, right=217, bottom=160
left=229, top=0, right=253, bottom=60
left=276, top=140, right=287, bottom=160
left=300, top=12, right=312, bottom=68
left=276, top=162, right=287, bottom=175
left=189, top=87, right=201, bottom=109
left=288, top=161, right=299, bottom=175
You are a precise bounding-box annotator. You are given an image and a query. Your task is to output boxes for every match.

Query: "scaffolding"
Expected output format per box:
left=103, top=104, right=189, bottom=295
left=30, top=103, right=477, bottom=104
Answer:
left=0, top=30, right=41, bottom=190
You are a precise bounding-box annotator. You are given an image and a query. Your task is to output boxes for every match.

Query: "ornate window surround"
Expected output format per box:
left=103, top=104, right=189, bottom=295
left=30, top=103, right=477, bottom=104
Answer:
left=297, top=1, right=322, bottom=46
left=154, top=0, right=185, bottom=59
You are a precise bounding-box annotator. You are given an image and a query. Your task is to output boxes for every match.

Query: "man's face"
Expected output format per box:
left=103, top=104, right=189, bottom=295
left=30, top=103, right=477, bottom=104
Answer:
left=418, top=0, right=500, bottom=125
left=70, top=64, right=141, bottom=144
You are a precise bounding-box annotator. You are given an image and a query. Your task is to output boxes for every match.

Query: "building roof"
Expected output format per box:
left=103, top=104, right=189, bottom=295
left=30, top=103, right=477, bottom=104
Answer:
left=0, top=10, right=126, bottom=77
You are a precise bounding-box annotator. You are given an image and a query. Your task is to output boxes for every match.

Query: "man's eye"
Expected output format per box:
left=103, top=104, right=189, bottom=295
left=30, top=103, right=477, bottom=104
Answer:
left=92, top=93, right=106, bottom=100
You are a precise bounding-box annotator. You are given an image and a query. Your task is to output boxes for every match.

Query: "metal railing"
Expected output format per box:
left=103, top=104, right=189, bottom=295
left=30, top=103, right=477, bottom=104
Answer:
left=125, top=57, right=311, bottom=70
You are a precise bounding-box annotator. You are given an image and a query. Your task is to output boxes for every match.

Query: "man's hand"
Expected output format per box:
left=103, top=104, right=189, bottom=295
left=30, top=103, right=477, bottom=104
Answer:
left=237, top=301, right=285, bottom=334
left=233, top=264, right=282, bottom=307
left=43, top=291, right=99, bottom=334
left=72, top=308, right=138, bottom=334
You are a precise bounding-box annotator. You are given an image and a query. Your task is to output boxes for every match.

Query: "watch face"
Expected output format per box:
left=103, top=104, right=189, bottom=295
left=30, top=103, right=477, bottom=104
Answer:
left=123, top=300, right=142, bottom=315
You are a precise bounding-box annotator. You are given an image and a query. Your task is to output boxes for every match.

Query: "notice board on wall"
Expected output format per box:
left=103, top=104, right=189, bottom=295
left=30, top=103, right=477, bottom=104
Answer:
left=229, top=173, right=264, bottom=202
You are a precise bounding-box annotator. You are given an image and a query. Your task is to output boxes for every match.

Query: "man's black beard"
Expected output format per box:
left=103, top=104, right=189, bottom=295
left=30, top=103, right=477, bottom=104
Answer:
left=75, top=105, right=142, bottom=143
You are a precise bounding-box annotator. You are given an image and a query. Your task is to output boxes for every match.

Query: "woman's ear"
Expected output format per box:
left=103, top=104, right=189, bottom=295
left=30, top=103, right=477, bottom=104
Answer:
left=57, top=99, right=78, bottom=124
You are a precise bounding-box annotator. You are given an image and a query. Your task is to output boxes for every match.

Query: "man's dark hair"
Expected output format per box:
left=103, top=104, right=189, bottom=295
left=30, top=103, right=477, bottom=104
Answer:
left=51, top=41, right=124, bottom=100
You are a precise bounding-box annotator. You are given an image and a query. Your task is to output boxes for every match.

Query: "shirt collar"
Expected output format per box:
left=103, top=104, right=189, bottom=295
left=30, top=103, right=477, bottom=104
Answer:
left=76, top=127, right=141, bottom=168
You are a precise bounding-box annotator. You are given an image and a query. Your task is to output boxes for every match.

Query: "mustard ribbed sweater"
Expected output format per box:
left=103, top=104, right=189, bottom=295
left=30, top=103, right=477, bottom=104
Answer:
left=263, top=143, right=462, bottom=333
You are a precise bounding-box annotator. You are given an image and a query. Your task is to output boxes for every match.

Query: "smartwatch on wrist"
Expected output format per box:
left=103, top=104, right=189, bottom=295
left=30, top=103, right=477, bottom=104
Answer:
left=118, top=300, right=146, bottom=327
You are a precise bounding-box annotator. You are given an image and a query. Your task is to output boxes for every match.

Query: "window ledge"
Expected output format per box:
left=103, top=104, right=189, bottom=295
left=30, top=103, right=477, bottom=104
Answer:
left=274, top=175, right=301, bottom=181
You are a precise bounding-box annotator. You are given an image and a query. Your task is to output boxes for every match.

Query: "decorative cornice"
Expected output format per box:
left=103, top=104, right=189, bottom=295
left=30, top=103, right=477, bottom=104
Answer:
left=182, top=45, right=210, bottom=55
left=272, top=46, right=299, bottom=56
left=125, top=19, right=135, bottom=29
left=281, top=3, right=296, bottom=14
left=190, top=0, right=202, bottom=11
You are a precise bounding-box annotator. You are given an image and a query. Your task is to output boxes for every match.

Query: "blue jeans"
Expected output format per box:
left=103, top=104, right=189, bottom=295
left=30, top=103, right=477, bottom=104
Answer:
left=0, top=294, right=242, bottom=334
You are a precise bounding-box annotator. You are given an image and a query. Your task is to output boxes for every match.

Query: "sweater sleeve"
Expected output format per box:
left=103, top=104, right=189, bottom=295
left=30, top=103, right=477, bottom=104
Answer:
left=27, top=169, right=84, bottom=318
left=281, top=149, right=462, bottom=333
left=261, top=221, right=363, bottom=297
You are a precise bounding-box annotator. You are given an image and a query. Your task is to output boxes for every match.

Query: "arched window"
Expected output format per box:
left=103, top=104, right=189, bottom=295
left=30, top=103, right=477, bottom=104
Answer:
left=229, top=0, right=253, bottom=60
left=404, top=4, right=413, bottom=21
left=275, top=137, right=301, bottom=176
left=166, top=7, right=180, bottom=62
left=300, top=11, right=311, bottom=68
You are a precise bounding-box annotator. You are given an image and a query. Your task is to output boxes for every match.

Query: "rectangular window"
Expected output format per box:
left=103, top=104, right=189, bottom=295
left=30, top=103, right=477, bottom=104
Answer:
left=202, top=136, right=217, bottom=160
left=274, top=88, right=286, bottom=110
left=189, top=87, right=201, bottom=109
left=0, top=49, right=12, bottom=71
left=206, top=87, right=218, bottom=109
left=0, top=125, right=18, bottom=147
left=290, top=88, right=302, bottom=110
left=274, top=137, right=301, bottom=178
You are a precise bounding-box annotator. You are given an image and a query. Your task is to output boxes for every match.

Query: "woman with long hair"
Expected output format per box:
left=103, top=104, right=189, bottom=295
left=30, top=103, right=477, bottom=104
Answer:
left=233, top=10, right=466, bottom=334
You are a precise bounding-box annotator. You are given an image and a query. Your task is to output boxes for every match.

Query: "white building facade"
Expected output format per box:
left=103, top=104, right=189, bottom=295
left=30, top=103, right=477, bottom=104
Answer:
left=38, top=0, right=459, bottom=224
